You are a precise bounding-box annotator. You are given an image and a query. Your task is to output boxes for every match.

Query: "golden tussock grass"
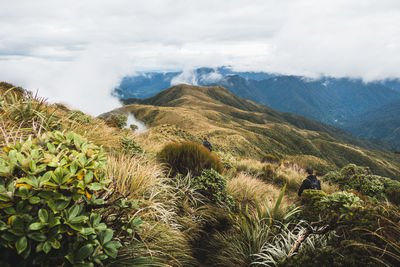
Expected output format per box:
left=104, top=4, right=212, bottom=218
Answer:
left=227, top=173, right=289, bottom=209
left=106, top=153, right=163, bottom=200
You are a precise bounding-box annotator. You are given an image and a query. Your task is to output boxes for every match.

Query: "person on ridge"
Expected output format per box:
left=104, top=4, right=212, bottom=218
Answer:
left=203, top=137, right=213, bottom=152
left=298, top=167, right=321, bottom=196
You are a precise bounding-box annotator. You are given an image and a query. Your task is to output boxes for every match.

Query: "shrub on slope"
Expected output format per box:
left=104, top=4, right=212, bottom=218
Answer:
left=158, top=141, right=223, bottom=176
left=323, top=164, right=400, bottom=204
left=0, top=131, right=120, bottom=266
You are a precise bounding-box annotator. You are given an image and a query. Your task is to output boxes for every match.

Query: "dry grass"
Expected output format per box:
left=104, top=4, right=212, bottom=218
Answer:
left=234, top=157, right=266, bottom=175
left=274, top=164, right=304, bottom=191
left=106, top=153, right=163, bottom=200
left=227, top=173, right=290, bottom=209
left=61, top=114, right=122, bottom=151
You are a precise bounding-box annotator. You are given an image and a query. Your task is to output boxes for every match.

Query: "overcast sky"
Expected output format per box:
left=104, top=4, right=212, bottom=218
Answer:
left=1, top=0, right=400, bottom=114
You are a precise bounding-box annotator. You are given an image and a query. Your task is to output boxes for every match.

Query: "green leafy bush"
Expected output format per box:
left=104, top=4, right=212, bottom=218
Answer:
left=129, top=124, right=139, bottom=131
left=158, top=141, right=223, bottom=176
left=192, top=169, right=234, bottom=208
left=380, top=177, right=400, bottom=205
left=120, top=136, right=143, bottom=155
left=319, top=191, right=363, bottom=221
left=0, top=131, right=121, bottom=266
left=104, top=114, right=128, bottom=129
left=67, top=110, right=94, bottom=124
left=301, top=190, right=364, bottom=224
left=323, top=164, right=400, bottom=203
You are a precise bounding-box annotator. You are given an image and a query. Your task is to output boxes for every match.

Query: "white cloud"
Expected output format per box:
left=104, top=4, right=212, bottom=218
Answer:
left=1, top=0, right=400, bottom=114
left=125, top=114, right=148, bottom=134
left=200, top=71, right=223, bottom=84
left=171, top=69, right=199, bottom=86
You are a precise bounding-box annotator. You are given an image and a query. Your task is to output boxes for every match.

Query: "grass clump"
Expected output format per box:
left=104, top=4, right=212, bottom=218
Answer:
left=227, top=173, right=283, bottom=208
left=158, top=141, right=223, bottom=176
left=205, top=185, right=299, bottom=266
left=0, top=84, right=61, bottom=146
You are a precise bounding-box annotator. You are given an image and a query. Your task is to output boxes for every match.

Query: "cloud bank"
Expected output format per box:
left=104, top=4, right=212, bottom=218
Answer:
left=1, top=0, right=400, bottom=114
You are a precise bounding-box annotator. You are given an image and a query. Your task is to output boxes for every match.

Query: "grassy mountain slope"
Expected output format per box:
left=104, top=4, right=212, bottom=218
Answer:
left=115, top=84, right=400, bottom=179
left=343, top=99, right=400, bottom=148
left=116, top=68, right=400, bottom=127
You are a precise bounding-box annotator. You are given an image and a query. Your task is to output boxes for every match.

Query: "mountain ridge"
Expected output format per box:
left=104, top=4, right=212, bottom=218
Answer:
left=111, top=84, right=400, bottom=179
left=114, top=68, right=400, bottom=148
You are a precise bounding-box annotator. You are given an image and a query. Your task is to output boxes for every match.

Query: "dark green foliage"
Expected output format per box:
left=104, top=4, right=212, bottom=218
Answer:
left=129, top=124, right=138, bottom=131
left=261, top=153, right=280, bottom=164
left=380, top=177, right=400, bottom=205
left=193, top=169, right=234, bottom=208
left=323, top=164, right=400, bottom=203
left=67, top=110, right=94, bottom=124
left=158, top=141, right=223, bottom=176
left=298, top=189, right=400, bottom=267
left=281, top=246, right=377, bottom=267
left=259, top=164, right=276, bottom=180
left=120, top=136, right=143, bottom=155
left=104, top=114, right=128, bottom=129
left=0, top=131, right=121, bottom=266
left=301, top=190, right=328, bottom=221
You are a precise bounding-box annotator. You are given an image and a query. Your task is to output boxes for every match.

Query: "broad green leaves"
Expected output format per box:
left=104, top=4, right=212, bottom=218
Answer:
left=0, top=131, right=121, bottom=266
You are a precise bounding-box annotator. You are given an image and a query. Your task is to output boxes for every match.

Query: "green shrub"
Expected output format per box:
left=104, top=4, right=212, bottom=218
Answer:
left=129, top=124, right=139, bottom=131
left=120, top=136, right=143, bottom=155
left=319, top=191, right=363, bottom=220
left=323, top=164, right=400, bottom=203
left=67, top=110, right=94, bottom=124
left=192, top=169, right=234, bottom=208
left=104, top=114, right=128, bottom=129
left=0, top=131, right=121, bottom=266
left=273, top=174, right=287, bottom=186
left=380, top=177, right=400, bottom=205
left=259, top=164, right=276, bottom=181
left=281, top=246, right=377, bottom=267
left=261, top=153, right=280, bottom=164
left=158, top=141, right=223, bottom=176
left=301, top=189, right=327, bottom=221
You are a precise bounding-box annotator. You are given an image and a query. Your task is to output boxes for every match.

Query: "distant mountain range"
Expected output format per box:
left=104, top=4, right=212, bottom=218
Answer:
left=113, top=67, right=400, bottom=149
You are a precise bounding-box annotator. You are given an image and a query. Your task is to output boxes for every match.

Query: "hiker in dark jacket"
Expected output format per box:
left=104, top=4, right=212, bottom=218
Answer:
left=203, top=137, right=213, bottom=152
left=298, top=168, right=321, bottom=196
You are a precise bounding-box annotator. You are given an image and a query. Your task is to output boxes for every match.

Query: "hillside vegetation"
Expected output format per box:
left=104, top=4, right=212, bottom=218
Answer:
left=117, top=84, right=400, bottom=179
left=115, top=67, right=400, bottom=149
left=343, top=99, right=400, bottom=148
left=1, top=81, right=400, bottom=266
